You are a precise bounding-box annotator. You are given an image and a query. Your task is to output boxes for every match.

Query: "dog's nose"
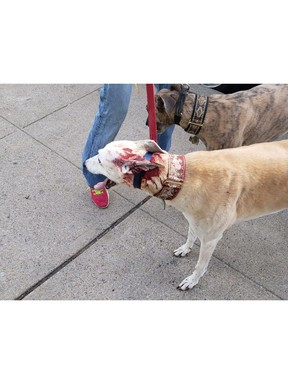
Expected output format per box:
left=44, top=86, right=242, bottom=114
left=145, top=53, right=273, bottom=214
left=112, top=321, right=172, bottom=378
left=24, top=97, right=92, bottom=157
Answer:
left=83, top=161, right=87, bottom=169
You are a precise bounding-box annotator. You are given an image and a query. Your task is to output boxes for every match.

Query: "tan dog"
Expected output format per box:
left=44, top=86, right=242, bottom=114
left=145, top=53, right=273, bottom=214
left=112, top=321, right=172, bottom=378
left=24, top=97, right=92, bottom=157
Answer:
left=155, top=84, right=288, bottom=150
left=85, top=139, right=288, bottom=290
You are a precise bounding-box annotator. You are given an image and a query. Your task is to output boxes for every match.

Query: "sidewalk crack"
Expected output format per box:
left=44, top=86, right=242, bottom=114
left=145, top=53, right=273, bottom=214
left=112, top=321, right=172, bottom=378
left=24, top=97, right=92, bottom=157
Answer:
left=15, top=196, right=151, bottom=300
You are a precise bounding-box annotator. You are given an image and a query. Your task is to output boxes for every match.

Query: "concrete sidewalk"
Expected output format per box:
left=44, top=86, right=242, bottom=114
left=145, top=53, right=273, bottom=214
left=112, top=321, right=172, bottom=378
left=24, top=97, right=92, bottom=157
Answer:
left=0, top=84, right=287, bottom=300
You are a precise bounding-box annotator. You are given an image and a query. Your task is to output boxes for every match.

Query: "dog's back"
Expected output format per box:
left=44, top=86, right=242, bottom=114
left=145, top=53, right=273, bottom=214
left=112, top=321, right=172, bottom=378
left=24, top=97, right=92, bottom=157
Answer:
left=177, top=140, right=288, bottom=222
left=156, top=84, right=288, bottom=150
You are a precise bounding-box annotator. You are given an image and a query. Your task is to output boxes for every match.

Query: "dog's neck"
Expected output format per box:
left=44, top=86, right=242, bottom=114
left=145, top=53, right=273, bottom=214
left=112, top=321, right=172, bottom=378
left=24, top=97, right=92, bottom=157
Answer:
left=136, top=153, right=186, bottom=201
left=177, top=93, right=209, bottom=136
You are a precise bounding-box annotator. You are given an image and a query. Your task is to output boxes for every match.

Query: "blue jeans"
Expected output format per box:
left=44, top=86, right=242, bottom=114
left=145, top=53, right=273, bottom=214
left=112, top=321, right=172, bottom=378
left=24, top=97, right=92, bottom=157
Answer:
left=82, top=84, right=174, bottom=187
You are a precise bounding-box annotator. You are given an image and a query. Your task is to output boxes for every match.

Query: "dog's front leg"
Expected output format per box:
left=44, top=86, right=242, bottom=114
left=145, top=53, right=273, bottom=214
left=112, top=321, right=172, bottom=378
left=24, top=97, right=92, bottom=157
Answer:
left=174, top=224, right=197, bottom=257
left=177, top=236, right=221, bottom=290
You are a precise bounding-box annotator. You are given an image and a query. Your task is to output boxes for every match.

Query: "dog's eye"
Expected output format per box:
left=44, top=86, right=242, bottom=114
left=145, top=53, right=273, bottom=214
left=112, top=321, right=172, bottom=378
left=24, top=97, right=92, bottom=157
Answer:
left=98, top=157, right=102, bottom=164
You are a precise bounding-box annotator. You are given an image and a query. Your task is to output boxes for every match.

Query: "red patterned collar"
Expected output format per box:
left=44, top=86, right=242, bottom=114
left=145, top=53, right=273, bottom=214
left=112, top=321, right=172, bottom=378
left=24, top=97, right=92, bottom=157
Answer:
left=153, top=154, right=186, bottom=200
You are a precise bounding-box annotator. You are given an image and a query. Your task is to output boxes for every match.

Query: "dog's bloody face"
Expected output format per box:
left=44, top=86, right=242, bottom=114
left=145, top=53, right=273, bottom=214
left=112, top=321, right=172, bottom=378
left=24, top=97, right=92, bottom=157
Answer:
left=85, top=142, right=137, bottom=186
left=84, top=140, right=166, bottom=188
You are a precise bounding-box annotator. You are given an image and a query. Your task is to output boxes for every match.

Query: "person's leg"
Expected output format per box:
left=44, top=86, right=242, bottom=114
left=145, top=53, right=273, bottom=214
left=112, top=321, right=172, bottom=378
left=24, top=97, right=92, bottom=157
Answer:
left=155, top=84, right=175, bottom=151
left=157, top=125, right=174, bottom=151
left=82, top=84, right=133, bottom=188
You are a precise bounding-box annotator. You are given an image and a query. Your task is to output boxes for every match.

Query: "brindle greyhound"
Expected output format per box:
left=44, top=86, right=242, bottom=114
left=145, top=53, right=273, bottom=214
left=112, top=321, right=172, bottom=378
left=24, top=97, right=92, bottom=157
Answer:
left=154, top=84, right=288, bottom=150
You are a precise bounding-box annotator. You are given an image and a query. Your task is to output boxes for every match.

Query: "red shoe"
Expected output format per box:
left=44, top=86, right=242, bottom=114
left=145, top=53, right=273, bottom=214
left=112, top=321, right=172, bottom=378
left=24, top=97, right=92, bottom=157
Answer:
left=90, top=187, right=109, bottom=208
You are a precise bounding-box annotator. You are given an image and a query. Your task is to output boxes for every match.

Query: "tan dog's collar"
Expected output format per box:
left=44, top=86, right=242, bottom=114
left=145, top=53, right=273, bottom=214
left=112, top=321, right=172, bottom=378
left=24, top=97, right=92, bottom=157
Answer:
left=154, top=154, right=186, bottom=200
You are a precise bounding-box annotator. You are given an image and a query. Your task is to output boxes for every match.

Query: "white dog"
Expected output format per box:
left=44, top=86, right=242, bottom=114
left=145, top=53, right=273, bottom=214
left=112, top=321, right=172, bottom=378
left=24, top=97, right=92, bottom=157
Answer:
left=85, top=139, right=288, bottom=290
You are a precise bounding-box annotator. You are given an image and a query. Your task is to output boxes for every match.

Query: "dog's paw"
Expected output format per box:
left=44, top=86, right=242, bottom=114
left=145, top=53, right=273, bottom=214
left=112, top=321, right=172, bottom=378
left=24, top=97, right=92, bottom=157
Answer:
left=173, top=244, right=192, bottom=257
left=177, top=274, right=199, bottom=290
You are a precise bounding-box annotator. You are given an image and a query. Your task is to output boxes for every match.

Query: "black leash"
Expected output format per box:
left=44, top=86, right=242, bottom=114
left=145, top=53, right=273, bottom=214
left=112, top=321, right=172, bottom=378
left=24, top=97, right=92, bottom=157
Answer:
left=174, top=84, right=190, bottom=125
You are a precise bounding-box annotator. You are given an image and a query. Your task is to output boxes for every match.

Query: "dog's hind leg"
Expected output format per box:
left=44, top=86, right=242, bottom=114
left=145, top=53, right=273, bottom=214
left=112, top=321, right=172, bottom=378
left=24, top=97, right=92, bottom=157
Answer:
left=177, top=235, right=222, bottom=290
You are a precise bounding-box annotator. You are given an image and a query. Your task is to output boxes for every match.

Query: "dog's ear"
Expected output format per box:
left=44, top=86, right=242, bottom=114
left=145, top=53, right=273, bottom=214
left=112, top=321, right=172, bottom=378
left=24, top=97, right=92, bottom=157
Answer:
left=122, top=159, right=164, bottom=175
left=131, top=139, right=166, bottom=154
left=155, top=94, right=165, bottom=112
left=170, top=84, right=182, bottom=92
left=143, top=139, right=167, bottom=154
left=155, top=94, right=177, bottom=114
left=119, top=140, right=166, bottom=174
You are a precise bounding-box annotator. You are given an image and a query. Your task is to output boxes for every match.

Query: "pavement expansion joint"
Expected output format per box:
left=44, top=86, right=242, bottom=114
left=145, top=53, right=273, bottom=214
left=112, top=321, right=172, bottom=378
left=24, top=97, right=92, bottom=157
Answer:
left=15, top=196, right=152, bottom=300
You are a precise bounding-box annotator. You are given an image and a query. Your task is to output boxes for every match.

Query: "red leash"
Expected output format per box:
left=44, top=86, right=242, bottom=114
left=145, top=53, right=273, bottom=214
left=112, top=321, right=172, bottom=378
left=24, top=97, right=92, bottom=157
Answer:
left=146, top=84, right=158, bottom=142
